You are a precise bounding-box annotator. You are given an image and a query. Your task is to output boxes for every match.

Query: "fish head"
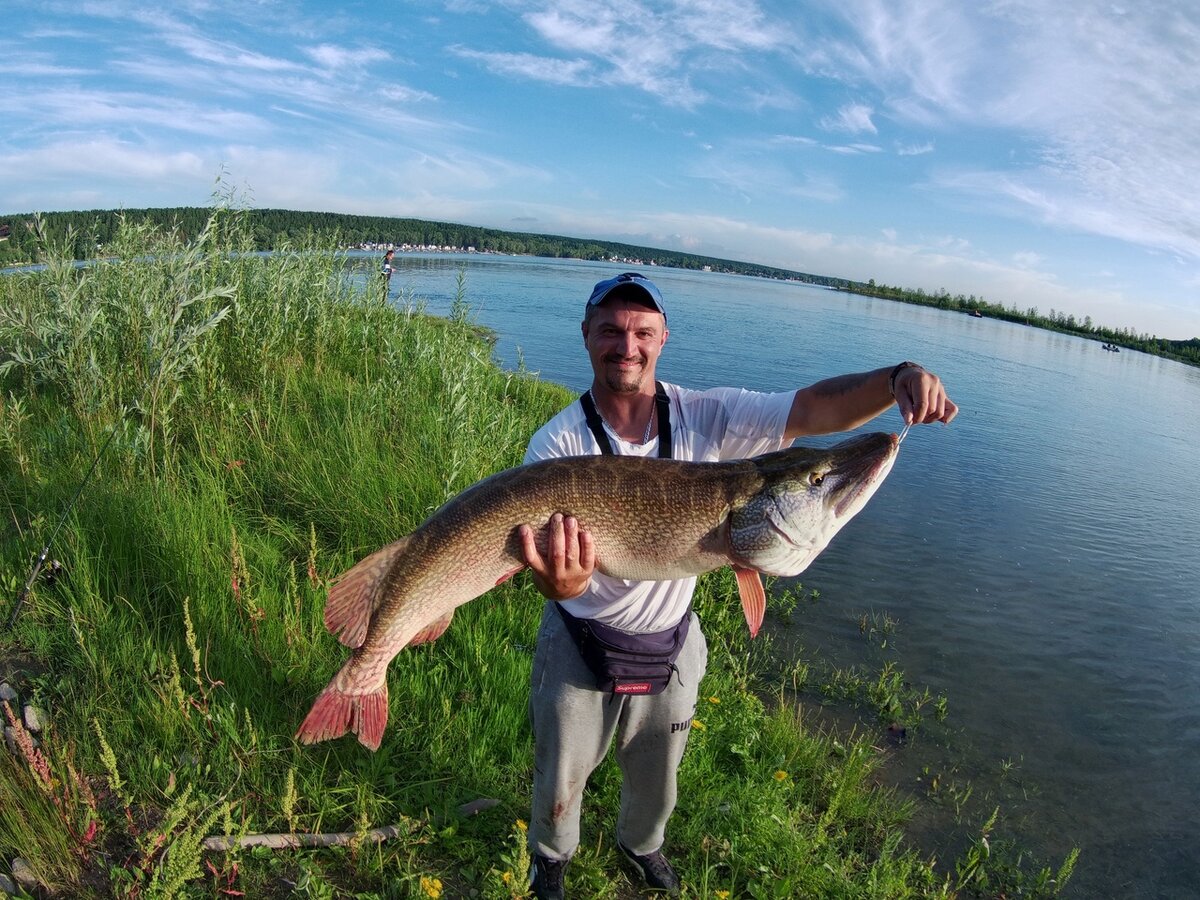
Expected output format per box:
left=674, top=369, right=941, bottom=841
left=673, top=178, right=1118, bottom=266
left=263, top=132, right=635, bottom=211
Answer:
left=729, top=432, right=899, bottom=576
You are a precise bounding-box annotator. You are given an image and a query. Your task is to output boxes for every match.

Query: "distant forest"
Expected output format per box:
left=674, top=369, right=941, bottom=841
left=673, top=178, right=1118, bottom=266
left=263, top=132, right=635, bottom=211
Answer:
left=2, top=205, right=1196, bottom=367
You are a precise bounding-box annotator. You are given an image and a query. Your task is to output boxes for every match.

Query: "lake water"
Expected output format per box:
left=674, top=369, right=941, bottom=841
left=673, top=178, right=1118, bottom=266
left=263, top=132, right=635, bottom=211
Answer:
left=372, top=252, right=1199, bottom=898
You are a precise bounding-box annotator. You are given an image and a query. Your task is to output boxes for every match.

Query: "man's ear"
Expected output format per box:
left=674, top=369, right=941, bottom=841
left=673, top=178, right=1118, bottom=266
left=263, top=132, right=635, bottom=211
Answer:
left=581, top=321, right=589, bottom=345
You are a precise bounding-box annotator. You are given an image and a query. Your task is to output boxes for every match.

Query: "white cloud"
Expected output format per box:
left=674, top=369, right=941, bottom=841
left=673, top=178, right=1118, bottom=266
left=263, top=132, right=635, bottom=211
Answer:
left=820, top=103, right=877, bottom=134
left=812, top=1, right=1200, bottom=268
left=448, top=46, right=594, bottom=87
left=934, top=235, right=971, bottom=253
left=686, top=144, right=845, bottom=203
left=377, top=84, right=439, bottom=104
left=0, top=87, right=269, bottom=139
left=802, top=0, right=982, bottom=121
left=162, top=29, right=300, bottom=73
left=0, top=60, right=94, bottom=77
left=825, top=142, right=883, bottom=155
left=303, top=44, right=390, bottom=70
left=936, top=166, right=1200, bottom=261
left=0, top=138, right=210, bottom=210
left=115, top=51, right=446, bottom=135
left=770, top=134, right=819, bottom=148
left=452, top=0, right=791, bottom=107
left=269, top=104, right=322, bottom=122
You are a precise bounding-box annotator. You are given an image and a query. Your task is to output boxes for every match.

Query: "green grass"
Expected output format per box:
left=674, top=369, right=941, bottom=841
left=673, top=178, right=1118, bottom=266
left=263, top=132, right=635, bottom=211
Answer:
left=0, top=207, right=1075, bottom=898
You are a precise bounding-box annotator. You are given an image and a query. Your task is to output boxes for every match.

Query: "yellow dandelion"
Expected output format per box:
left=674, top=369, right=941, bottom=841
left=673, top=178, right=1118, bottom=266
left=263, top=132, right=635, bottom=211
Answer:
left=774, top=770, right=789, bottom=781
left=691, top=719, right=706, bottom=731
left=707, top=696, right=721, bottom=704
left=716, top=891, right=731, bottom=899
left=516, top=819, right=528, bottom=832
left=502, top=870, right=514, bottom=885
left=420, top=875, right=443, bottom=898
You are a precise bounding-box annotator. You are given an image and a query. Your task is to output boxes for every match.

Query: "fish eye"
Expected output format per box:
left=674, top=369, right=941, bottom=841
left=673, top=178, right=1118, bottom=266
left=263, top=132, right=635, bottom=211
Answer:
left=809, top=472, right=825, bottom=487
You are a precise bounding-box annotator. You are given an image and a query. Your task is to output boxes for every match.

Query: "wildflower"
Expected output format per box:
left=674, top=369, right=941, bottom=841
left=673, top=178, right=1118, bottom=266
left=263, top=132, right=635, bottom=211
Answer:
left=230, top=527, right=250, bottom=601
left=707, top=696, right=721, bottom=704
left=691, top=719, right=706, bottom=731
left=516, top=819, right=528, bottom=832
left=774, top=770, right=788, bottom=781
left=716, top=891, right=731, bottom=899
left=502, top=870, right=513, bottom=885
left=420, top=875, right=443, bottom=898
left=307, top=523, right=321, bottom=588
left=4, top=702, right=54, bottom=793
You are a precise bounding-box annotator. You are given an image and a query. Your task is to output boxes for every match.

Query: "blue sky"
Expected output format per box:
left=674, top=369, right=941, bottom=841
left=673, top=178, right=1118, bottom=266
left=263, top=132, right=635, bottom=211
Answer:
left=4, top=1, right=1199, bottom=339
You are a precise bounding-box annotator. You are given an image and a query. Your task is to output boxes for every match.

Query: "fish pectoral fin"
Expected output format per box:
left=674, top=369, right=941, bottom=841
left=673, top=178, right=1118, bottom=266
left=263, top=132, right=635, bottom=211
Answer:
left=325, top=536, right=411, bottom=648
left=733, top=566, right=766, bottom=639
left=408, top=610, right=454, bottom=646
left=495, top=565, right=525, bottom=586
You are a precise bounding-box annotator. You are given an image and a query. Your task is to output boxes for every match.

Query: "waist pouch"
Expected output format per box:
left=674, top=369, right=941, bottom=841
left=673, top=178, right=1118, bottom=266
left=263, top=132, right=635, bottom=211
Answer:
left=555, top=604, right=691, bottom=696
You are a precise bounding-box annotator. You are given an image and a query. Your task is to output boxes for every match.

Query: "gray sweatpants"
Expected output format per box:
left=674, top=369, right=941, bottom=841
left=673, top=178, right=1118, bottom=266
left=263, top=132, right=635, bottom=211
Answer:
left=528, top=601, right=708, bottom=861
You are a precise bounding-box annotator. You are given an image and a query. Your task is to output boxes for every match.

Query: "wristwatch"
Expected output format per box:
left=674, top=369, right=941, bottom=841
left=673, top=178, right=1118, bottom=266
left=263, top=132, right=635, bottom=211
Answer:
left=888, top=361, right=924, bottom=398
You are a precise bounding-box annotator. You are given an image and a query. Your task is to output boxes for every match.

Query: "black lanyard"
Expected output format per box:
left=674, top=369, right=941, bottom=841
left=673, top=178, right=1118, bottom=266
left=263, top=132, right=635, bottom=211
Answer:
left=579, top=382, right=673, bottom=459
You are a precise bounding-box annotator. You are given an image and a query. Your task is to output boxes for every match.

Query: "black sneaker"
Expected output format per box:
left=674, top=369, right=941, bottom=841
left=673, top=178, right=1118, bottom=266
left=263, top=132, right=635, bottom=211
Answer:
left=529, top=853, right=566, bottom=900
left=618, top=842, right=681, bottom=895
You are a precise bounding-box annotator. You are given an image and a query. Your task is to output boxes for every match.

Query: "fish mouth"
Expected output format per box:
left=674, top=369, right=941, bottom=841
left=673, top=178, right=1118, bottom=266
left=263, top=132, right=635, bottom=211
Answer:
left=829, top=432, right=900, bottom=517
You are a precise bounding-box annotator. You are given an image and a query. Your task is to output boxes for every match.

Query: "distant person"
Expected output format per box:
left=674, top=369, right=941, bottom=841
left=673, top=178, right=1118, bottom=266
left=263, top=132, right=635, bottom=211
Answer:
left=519, top=271, right=958, bottom=898
left=380, top=248, right=395, bottom=298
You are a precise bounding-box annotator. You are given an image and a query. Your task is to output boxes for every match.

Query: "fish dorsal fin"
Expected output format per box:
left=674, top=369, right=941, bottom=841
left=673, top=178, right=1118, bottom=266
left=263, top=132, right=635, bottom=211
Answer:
left=733, top=566, right=766, bottom=638
left=325, top=536, right=411, bottom=648
left=408, top=610, right=454, bottom=646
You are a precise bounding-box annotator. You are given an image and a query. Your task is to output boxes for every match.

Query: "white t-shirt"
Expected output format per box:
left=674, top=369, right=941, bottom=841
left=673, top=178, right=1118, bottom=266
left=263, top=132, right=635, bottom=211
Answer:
left=523, top=382, right=795, bottom=632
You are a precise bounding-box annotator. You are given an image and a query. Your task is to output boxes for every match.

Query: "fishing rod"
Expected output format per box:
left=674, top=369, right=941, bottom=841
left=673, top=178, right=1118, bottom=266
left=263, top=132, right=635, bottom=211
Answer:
left=4, top=424, right=121, bottom=632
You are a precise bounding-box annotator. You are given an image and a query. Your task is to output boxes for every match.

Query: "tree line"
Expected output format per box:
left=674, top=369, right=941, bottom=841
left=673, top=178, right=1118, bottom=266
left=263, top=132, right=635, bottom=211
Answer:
left=844, top=279, right=1200, bottom=367
left=2, top=206, right=1195, bottom=366
left=0, top=206, right=836, bottom=285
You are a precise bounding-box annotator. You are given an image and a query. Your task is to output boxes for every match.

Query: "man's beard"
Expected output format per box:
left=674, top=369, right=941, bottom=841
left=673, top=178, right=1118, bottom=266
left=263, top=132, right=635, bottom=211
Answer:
left=602, top=356, right=646, bottom=393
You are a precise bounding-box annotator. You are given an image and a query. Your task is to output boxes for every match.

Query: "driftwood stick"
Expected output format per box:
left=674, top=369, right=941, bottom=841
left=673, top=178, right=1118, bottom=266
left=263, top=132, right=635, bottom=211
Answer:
left=202, top=798, right=501, bottom=852
left=202, top=823, right=408, bottom=852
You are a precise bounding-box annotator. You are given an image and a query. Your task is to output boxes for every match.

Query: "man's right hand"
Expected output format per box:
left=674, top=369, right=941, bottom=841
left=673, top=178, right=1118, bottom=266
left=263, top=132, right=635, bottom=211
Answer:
left=519, top=513, right=595, bottom=600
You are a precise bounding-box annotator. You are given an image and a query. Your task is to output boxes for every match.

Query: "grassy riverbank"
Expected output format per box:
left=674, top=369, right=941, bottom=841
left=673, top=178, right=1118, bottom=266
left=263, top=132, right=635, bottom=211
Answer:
left=0, top=210, right=1074, bottom=898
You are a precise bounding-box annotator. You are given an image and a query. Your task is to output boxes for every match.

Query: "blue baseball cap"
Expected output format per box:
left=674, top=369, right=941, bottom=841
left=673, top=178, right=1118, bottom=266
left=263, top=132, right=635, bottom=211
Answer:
left=586, top=272, right=666, bottom=318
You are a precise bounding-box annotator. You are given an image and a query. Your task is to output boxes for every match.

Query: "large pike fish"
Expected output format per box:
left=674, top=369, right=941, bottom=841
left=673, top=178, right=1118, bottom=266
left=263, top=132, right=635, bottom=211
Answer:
left=297, top=431, right=899, bottom=750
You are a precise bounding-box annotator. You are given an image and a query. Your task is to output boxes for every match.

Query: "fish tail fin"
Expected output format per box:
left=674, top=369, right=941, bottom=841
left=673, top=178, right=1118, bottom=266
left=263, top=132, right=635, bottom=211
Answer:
left=325, top=536, right=411, bottom=648
left=295, top=679, right=389, bottom=751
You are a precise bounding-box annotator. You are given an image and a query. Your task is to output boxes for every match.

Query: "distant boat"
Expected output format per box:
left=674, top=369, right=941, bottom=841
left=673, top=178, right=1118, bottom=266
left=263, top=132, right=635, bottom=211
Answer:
left=1102, top=343, right=1121, bottom=352
left=969, top=309, right=983, bottom=318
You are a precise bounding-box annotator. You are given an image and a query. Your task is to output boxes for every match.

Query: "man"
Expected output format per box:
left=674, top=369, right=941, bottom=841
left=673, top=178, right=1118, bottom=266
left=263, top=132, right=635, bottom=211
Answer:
left=381, top=248, right=395, bottom=298
left=518, top=272, right=957, bottom=899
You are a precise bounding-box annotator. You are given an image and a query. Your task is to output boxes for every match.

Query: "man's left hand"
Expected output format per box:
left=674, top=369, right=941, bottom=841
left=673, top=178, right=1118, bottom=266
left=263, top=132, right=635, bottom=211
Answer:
left=895, top=366, right=958, bottom=425
left=519, top=513, right=595, bottom=600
